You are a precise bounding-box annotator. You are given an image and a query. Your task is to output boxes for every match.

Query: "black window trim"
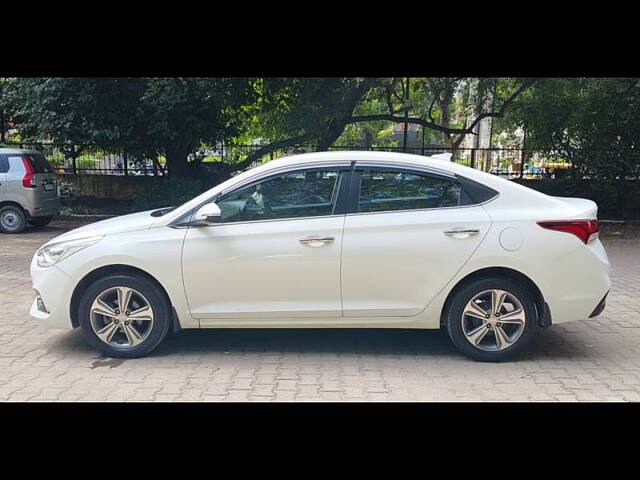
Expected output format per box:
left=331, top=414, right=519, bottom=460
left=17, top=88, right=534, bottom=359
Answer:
left=346, top=162, right=499, bottom=215
left=0, top=154, right=9, bottom=174
left=171, top=163, right=353, bottom=227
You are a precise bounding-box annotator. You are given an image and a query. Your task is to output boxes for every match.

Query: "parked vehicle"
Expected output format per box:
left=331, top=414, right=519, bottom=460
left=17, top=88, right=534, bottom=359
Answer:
left=30, top=151, right=611, bottom=361
left=0, top=148, right=60, bottom=233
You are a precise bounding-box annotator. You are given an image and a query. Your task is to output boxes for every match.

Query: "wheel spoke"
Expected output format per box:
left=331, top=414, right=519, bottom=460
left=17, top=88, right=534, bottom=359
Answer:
left=122, top=323, right=143, bottom=346
left=465, top=323, right=490, bottom=346
left=492, top=290, right=507, bottom=316
left=498, top=308, right=525, bottom=324
left=96, top=321, right=120, bottom=343
left=127, top=305, right=153, bottom=321
left=466, top=300, right=489, bottom=320
left=494, top=325, right=512, bottom=349
left=91, top=299, right=117, bottom=319
left=116, top=287, right=133, bottom=313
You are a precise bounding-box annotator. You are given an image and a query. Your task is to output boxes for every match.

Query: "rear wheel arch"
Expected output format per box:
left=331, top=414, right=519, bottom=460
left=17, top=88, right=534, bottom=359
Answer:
left=440, top=266, right=547, bottom=328
left=0, top=200, right=25, bottom=210
left=0, top=201, right=27, bottom=217
left=70, top=264, right=176, bottom=330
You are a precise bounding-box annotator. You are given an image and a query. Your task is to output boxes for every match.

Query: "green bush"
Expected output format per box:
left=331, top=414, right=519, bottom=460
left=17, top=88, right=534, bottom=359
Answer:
left=517, top=178, right=640, bottom=220
left=133, top=178, right=210, bottom=212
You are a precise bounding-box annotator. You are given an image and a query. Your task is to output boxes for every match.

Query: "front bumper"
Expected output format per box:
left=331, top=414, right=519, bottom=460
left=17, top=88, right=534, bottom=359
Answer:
left=29, top=259, right=77, bottom=330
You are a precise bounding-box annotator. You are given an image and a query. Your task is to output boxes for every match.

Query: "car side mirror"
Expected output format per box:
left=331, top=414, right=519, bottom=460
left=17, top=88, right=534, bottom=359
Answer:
left=194, top=202, right=222, bottom=224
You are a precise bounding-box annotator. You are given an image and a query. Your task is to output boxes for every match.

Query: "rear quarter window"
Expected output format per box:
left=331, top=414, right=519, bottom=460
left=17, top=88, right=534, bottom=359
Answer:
left=457, top=175, right=499, bottom=205
left=26, top=154, right=54, bottom=173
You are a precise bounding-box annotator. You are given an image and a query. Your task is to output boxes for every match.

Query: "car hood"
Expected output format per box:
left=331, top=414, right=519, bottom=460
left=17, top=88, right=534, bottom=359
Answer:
left=47, top=210, right=160, bottom=245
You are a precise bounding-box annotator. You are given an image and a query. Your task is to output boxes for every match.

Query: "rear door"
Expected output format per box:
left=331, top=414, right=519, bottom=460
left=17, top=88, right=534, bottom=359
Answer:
left=340, top=165, right=493, bottom=317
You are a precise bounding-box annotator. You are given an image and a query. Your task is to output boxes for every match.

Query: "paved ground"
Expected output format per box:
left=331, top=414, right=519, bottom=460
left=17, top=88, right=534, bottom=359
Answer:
left=1, top=219, right=639, bottom=402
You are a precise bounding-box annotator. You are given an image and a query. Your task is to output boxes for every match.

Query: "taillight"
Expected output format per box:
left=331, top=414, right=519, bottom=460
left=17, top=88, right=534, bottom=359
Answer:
left=537, top=219, right=599, bottom=244
left=21, top=156, right=36, bottom=188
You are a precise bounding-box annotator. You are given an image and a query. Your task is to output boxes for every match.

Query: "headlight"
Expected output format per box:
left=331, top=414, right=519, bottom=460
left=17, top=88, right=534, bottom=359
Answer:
left=36, top=236, right=104, bottom=267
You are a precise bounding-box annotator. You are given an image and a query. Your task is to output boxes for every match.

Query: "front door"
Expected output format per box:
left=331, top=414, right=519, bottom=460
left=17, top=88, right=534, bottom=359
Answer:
left=181, top=167, right=350, bottom=320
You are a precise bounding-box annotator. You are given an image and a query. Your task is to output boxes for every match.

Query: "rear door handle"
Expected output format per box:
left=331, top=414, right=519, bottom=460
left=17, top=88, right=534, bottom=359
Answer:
left=444, top=228, right=480, bottom=237
left=299, top=235, right=335, bottom=247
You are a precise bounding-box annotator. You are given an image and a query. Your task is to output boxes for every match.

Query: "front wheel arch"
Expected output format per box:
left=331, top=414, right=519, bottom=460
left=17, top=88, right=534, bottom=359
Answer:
left=440, top=266, right=547, bottom=329
left=70, top=264, right=178, bottom=330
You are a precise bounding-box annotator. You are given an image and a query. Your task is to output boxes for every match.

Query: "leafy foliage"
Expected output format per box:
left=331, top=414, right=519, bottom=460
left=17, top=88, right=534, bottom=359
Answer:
left=499, top=78, right=640, bottom=177
left=4, top=77, right=256, bottom=176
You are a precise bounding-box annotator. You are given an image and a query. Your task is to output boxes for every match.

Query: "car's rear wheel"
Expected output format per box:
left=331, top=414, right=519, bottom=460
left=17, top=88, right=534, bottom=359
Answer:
left=28, top=215, right=53, bottom=228
left=0, top=205, right=27, bottom=233
left=78, top=273, right=171, bottom=358
left=445, top=277, right=538, bottom=362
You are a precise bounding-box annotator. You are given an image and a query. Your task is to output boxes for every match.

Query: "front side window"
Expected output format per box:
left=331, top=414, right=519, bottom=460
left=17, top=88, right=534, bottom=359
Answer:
left=217, top=169, right=341, bottom=223
left=358, top=169, right=461, bottom=213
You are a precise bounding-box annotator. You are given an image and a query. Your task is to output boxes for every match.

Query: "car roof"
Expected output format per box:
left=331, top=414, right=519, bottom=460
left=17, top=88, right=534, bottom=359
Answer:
left=253, top=150, right=499, bottom=185
left=0, top=147, right=42, bottom=155
left=157, top=150, right=556, bottom=226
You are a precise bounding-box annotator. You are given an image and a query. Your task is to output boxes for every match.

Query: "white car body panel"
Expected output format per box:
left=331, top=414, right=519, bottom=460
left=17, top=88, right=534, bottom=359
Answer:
left=341, top=205, right=491, bottom=317
left=183, top=215, right=344, bottom=319
left=29, top=151, right=611, bottom=333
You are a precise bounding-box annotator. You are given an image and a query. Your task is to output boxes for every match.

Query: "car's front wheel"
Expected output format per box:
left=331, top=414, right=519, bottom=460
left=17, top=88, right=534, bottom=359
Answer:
left=445, top=277, right=538, bottom=362
left=78, top=273, right=172, bottom=358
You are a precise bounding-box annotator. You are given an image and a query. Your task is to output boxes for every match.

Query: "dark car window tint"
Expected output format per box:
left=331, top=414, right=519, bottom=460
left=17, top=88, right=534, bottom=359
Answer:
left=218, top=170, right=340, bottom=222
left=358, top=170, right=461, bottom=212
left=3, top=154, right=53, bottom=173
left=27, top=154, right=54, bottom=173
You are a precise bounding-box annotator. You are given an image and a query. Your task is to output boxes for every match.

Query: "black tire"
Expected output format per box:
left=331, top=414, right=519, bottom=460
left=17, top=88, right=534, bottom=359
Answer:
left=0, top=205, right=27, bottom=234
left=28, top=215, right=53, bottom=228
left=445, top=276, right=538, bottom=362
left=78, top=273, right=172, bottom=358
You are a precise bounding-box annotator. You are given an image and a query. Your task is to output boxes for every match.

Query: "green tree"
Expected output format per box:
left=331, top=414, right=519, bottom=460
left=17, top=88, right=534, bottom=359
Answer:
left=5, top=77, right=256, bottom=177
left=498, top=78, right=640, bottom=177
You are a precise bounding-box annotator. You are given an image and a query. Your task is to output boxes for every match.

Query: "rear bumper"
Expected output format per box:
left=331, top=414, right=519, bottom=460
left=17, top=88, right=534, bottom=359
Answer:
left=26, top=195, right=60, bottom=218
left=540, top=239, right=611, bottom=324
left=589, top=292, right=608, bottom=318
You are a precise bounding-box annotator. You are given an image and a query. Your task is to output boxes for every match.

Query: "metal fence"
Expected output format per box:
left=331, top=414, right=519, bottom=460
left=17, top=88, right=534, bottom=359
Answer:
left=2, top=141, right=575, bottom=180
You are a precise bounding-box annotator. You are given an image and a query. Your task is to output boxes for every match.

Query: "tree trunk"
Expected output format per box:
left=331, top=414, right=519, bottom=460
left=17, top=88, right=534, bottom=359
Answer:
left=439, top=99, right=452, bottom=150
left=316, top=121, right=345, bottom=152
left=165, top=145, right=191, bottom=178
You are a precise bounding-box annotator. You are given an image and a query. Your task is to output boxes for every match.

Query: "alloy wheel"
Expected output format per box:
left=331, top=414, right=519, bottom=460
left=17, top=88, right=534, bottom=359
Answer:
left=461, top=289, right=526, bottom=352
left=89, top=286, right=155, bottom=348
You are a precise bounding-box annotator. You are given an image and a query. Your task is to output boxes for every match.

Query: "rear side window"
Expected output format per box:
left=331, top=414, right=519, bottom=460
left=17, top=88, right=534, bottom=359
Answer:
left=4, top=154, right=53, bottom=174
left=357, top=169, right=462, bottom=212
left=25, top=154, right=53, bottom=173
left=0, top=155, right=8, bottom=173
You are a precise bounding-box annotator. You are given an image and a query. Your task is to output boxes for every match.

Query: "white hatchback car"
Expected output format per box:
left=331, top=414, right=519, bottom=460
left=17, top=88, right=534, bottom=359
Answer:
left=30, top=151, right=611, bottom=361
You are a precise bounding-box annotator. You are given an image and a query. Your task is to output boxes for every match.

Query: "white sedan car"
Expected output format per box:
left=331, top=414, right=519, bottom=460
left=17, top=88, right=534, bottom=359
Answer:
left=30, top=151, right=611, bottom=361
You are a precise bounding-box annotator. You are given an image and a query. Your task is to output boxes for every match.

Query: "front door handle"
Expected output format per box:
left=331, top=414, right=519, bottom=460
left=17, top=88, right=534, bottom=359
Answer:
left=444, top=228, right=480, bottom=237
left=299, top=235, right=335, bottom=247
